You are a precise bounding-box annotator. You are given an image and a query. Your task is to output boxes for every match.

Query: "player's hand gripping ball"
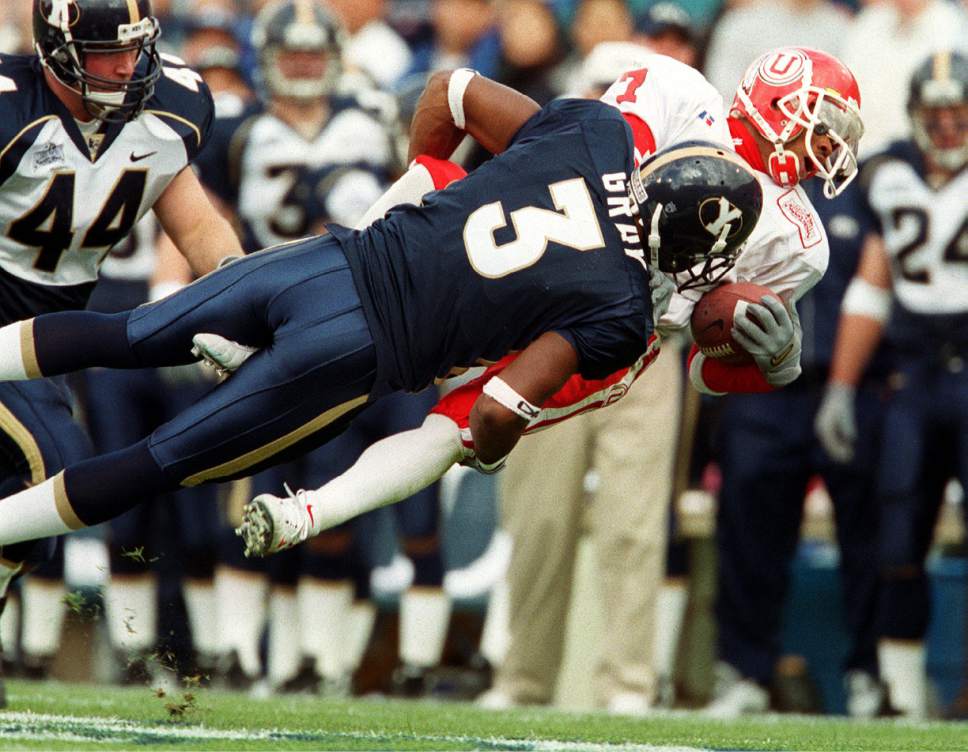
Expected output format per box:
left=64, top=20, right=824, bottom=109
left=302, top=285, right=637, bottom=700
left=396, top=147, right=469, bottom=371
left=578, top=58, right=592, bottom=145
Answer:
left=690, top=282, right=782, bottom=365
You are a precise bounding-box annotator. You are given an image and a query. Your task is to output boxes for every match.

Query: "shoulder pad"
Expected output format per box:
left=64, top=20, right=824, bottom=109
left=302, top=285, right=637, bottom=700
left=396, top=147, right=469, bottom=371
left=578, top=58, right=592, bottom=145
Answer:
left=0, top=56, right=63, bottom=187
left=859, top=140, right=922, bottom=190
left=143, top=53, right=215, bottom=160
left=0, top=56, right=53, bottom=142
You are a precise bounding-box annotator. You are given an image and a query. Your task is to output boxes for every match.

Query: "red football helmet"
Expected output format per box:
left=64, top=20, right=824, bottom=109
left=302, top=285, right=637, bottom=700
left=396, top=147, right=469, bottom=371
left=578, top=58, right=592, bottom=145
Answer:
left=732, top=47, right=864, bottom=198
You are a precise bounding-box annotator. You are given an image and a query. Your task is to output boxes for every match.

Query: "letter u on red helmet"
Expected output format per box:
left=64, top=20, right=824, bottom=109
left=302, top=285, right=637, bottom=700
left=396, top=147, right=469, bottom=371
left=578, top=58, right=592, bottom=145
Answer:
left=732, top=47, right=864, bottom=198
left=33, top=0, right=162, bottom=122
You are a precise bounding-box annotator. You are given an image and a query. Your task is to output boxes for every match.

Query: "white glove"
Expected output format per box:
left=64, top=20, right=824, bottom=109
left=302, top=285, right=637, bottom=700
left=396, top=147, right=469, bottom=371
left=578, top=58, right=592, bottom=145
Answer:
left=731, top=296, right=802, bottom=386
left=650, top=272, right=676, bottom=328
left=191, top=332, right=258, bottom=379
left=814, top=383, right=857, bottom=463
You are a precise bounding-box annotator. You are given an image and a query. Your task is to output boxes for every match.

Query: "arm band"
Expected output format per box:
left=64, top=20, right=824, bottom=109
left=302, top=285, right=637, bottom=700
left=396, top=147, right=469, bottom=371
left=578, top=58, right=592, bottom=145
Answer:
left=841, top=277, right=891, bottom=322
left=482, top=376, right=541, bottom=421
left=447, top=68, right=477, bottom=130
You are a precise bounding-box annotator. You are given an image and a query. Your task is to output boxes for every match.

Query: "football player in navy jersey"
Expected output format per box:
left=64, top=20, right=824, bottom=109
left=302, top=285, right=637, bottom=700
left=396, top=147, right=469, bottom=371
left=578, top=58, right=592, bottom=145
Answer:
left=0, top=0, right=240, bottom=701
left=816, top=50, right=968, bottom=718
left=0, top=70, right=761, bottom=575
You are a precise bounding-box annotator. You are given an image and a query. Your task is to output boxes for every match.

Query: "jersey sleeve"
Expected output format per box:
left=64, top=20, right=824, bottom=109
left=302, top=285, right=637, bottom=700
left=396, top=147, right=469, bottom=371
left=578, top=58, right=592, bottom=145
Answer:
left=556, top=314, right=650, bottom=380
left=510, top=98, right=628, bottom=146
left=599, top=54, right=732, bottom=157
left=148, top=53, right=216, bottom=163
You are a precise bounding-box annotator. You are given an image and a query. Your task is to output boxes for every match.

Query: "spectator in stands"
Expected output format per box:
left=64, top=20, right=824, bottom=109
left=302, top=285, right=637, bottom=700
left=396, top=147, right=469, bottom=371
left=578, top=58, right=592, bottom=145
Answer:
left=492, top=0, right=567, bottom=105
left=562, top=0, right=635, bottom=92
left=326, top=0, right=413, bottom=89
left=703, top=0, right=850, bottom=100
left=403, top=0, right=501, bottom=82
left=840, top=0, right=967, bottom=155
left=632, top=2, right=700, bottom=68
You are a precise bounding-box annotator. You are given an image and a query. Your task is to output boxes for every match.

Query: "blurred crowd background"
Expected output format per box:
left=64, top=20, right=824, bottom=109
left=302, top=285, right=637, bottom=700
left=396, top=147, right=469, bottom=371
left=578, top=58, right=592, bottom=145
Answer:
left=0, top=0, right=966, bottom=722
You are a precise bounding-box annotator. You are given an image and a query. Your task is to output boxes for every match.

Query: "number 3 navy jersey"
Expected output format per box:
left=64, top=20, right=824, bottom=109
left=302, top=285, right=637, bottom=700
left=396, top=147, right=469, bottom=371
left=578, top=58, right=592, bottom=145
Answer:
left=331, top=98, right=652, bottom=394
left=0, top=52, right=214, bottom=325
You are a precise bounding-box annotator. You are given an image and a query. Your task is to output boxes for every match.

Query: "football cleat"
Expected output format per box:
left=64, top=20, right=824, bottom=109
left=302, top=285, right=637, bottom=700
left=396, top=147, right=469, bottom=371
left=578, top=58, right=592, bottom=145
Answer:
left=191, top=333, right=258, bottom=378
left=235, top=485, right=315, bottom=558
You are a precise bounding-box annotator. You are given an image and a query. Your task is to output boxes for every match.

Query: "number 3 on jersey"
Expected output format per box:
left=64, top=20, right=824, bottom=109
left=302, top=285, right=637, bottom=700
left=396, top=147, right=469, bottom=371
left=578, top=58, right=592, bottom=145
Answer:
left=8, top=170, right=148, bottom=273
left=463, top=178, right=605, bottom=278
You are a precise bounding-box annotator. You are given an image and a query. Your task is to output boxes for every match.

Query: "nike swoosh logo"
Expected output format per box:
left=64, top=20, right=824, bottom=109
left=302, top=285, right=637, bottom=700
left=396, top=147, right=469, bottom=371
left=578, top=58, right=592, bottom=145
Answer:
left=130, top=151, right=157, bottom=162
left=770, top=341, right=796, bottom=367
left=306, top=504, right=315, bottom=527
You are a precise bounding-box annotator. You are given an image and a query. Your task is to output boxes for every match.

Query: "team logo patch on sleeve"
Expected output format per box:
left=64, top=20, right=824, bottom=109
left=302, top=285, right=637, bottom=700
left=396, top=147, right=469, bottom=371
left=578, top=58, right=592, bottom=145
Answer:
left=776, top=189, right=822, bottom=248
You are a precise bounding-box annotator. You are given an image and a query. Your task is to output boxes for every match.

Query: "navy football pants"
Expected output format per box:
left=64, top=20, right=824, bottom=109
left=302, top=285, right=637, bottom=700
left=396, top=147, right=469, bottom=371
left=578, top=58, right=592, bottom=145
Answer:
left=715, top=379, right=884, bottom=684
left=32, top=237, right=379, bottom=526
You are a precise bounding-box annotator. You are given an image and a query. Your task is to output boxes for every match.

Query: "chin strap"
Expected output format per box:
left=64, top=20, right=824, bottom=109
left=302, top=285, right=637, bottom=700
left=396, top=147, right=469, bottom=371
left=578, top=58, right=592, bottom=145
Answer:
left=647, top=203, right=663, bottom=268
left=768, top=147, right=801, bottom=187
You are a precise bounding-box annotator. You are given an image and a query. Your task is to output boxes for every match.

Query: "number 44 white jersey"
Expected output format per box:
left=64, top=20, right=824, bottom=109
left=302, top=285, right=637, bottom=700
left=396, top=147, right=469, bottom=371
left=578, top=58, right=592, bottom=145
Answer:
left=599, top=53, right=830, bottom=329
left=0, top=53, right=213, bottom=293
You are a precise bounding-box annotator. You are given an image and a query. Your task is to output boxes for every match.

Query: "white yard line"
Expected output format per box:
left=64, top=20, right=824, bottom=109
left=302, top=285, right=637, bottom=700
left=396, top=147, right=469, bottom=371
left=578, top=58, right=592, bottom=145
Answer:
left=0, top=710, right=709, bottom=751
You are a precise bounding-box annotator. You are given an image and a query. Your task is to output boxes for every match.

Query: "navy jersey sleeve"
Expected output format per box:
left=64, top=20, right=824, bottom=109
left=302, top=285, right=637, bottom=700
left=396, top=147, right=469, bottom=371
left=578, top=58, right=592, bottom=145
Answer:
left=557, top=314, right=650, bottom=380
left=0, top=55, right=53, bottom=189
left=146, top=54, right=215, bottom=162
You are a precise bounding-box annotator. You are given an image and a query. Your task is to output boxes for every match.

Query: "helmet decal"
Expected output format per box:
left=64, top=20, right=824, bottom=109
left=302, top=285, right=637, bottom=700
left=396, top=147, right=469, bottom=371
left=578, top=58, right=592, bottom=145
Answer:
left=699, top=196, right=744, bottom=239
left=756, top=49, right=809, bottom=87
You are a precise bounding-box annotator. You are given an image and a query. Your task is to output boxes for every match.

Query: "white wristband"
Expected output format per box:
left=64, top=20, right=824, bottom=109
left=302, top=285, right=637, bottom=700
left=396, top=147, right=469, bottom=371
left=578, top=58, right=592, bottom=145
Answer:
left=482, top=376, right=540, bottom=421
left=447, top=68, right=476, bottom=130
left=842, top=277, right=891, bottom=322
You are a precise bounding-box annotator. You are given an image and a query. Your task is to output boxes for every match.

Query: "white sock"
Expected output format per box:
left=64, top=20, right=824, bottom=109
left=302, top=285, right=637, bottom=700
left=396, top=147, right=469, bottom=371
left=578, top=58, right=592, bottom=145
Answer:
left=305, top=415, right=462, bottom=535
left=654, top=579, right=689, bottom=681
left=21, top=577, right=66, bottom=658
left=215, top=566, right=268, bottom=677
left=0, top=320, right=34, bottom=380
left=182, top=579, right=218, bottom=657
left=354, top=161, right=438, bottom=230
left=267, top=587, right=300, bottom=685
left=0, top=473, right=84, bottom=545
left=346, top=600, right=377, bottom=673
left=479, top=577, right=510, bottom=667
left=879, top=639, right=927, bottom=718
left=399, top=586, right=451, bottom=668
left=0, top=594, right=19, bottom=661
left=105, top=575, right=157, bottom=653
left=297, top=578, right=353, bottom=680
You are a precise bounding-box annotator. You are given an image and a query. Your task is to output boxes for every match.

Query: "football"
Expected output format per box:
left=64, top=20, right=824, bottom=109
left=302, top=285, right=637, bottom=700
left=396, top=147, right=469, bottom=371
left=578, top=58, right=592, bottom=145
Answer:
left=690, top=282, right=781, bottom=366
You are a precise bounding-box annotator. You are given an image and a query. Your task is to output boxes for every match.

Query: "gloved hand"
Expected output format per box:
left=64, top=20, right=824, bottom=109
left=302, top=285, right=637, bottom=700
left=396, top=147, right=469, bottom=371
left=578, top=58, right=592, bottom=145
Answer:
left=732, top=296, right=802, bottom=386
left=191, top=333, right=258, bottom=379
left=814, top=382, right=858, bottom=463
left=650, top=272, right=676, bottom=328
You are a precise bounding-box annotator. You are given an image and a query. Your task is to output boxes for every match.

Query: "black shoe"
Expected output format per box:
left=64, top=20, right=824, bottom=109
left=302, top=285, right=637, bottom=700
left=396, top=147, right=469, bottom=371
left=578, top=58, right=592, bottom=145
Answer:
left=117, top=650, right=154, bottom=686
left=391, top=664, right=429, bottom=698
left=275, top=656, right=321, bottom=695
left=217, top=650, right=258, bottom=692
left=20, top=653, right=53, bottom=681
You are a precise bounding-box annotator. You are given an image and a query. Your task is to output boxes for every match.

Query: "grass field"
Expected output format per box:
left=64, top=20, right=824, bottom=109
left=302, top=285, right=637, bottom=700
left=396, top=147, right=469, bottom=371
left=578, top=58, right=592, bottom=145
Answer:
left=0, top=679, right=966, bottom=751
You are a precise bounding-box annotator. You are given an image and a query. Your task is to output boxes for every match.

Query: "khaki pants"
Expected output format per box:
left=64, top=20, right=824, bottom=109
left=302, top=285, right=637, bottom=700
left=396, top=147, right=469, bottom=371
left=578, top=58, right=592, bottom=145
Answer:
left=493, top=342, right=682, bottom=706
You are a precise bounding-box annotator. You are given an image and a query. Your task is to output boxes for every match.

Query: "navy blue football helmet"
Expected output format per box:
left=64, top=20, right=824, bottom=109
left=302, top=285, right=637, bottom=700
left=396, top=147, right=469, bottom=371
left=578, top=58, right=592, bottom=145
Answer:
left=908, top=50, right=967, bottom=172
left=629, top=140, right=763, bottom=291
left=33, top=0, right=162, bottom=121
left=251, top=0, right=344, bottom=100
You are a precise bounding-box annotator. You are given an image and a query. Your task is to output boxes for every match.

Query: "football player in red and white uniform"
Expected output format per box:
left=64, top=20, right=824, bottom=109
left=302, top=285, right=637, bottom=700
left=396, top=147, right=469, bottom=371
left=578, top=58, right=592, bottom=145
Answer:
left=228, top=47, right=865, bottom=557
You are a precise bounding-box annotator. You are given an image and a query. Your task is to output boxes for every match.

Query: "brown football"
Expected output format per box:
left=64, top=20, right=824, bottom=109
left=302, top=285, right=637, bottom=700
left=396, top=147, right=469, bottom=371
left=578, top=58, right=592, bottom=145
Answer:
left=690, top=282, right=782, bottom=366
